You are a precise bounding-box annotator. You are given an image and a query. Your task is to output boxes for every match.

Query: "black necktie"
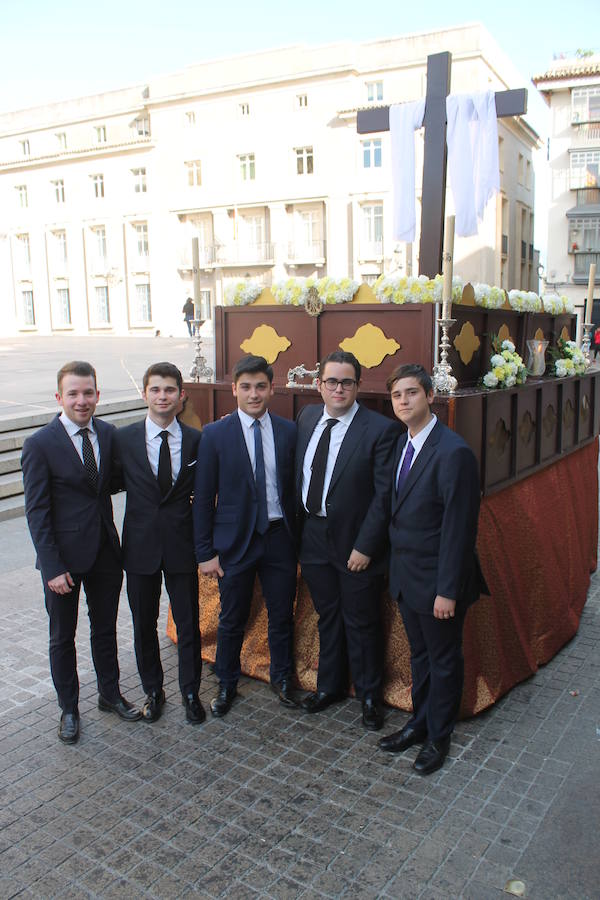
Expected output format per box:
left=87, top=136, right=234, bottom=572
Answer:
left=77, top=428, right=98, bottom=489
left=306, top=418, right=339, bottom=514
left=157, top=430, right=172, bottom=497
left=252, top=420, right=269, bottom=534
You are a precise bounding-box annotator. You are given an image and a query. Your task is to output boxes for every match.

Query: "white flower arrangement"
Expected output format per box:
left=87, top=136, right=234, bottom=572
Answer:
left=270, top=276, right=359, bottom=306
left=563, top=295, right=575, bottom=314
left=541, top=292, right=573, bottom=315
left=552, top=339, right=588, bottom=377
left=432, top=274, right=464, bottom=303
left=483, top=337, right=527, bottom=389
left=508, top=290, right=542, bottom=313
left=374, top=273, right=436, bottom=304
left=224, top=281, right=264, bottom=306
left=316, top=276, right=360, bottom=304
left=472, top=283, right=507, bottom=310
left=271, top=277, right=314, bottom=306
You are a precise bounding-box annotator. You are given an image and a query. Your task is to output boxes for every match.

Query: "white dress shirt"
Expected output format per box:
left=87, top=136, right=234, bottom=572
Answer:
left=395, top=414, right=437, bottom=487
left=237, top=408, right=283, bottom=522
left=60, top=411, right=100, bottom=468
left=302, top=401, right=360, bottom=515
left=145, top=415, right=182, bottom=485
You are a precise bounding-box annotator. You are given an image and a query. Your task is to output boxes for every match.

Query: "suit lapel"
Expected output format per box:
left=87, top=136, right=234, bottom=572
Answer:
left=95, top=419, right=109, bottom=490
left=296, top=404, right=323, bottom=494
left=53, top=416, right=95, bottom=491
left=133, top=419, right=162, bottom=495
left=393, top=421, right=442, bottom=512
left=327, top=405, right=367, bottom=496
left=232, top=412, right=256, bottom=492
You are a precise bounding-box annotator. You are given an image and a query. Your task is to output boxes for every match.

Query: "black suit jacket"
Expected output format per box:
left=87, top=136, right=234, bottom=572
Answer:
left=21, top=415, right=121, bottom=581
left=193, top=411, right=296, bottom=568
left=296, top=403, right=401, bottom=574
left=388, top=420, right=484, bottom=612
left=114, top=420, right=201, bottom=574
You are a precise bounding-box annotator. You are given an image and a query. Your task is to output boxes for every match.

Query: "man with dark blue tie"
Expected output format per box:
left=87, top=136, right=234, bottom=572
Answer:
left=193, top=355, right=297, bottom=717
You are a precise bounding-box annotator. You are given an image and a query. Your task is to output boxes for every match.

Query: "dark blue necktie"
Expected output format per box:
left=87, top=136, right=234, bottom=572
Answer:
left=253, top=420, right=269, bottom=534
left=396, top=440, right=414, bottom=492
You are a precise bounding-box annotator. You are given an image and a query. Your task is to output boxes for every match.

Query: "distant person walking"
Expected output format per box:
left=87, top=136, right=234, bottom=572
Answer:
left=182, top=298, right=195, bottom=337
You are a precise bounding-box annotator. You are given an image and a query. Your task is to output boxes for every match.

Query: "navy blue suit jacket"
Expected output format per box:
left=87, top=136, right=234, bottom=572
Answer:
left=193, top=411, right=296, bottom=568
left=113, top=420, right=201, bottom=575
left=388, top=420, right=483, bottom=612
left=21, top=414, right=121, bottom=581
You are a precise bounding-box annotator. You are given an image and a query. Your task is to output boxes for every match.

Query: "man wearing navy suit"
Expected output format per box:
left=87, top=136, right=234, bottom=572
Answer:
left=296, top=350, right=401, bottom=731
left=114, top=362, right=204, bottom=725
left=193, top=355, right=297, bottom=717
left=22, top=361, right=140, bottom=744
left=379, top=363, right=484, bottom=775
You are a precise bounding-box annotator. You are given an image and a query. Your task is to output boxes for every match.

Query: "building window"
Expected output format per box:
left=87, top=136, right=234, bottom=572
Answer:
left=238, top=153, right=255, bottom=180
left=241, top=214, right=264, bottom=248
left=572, top=87, right=600, bottom=124
left=526, top=159, right=532, bottom=189
left=569, top=217, right=600, bottom=253
left=55, top=288, right=71, bottom=325
left=16, top=185, right=28, bottom=208
left=135, top=284, right=152, bottom=321
left=361, top=203, right=383, bottom=255
left=94, top=286, right=110, bottom=324
left=366, top=81, right=383, bottom=103
left=296, top=94, right=308, bottom=109
left=95, top=125, right=107, bottom=143
left=94, top=226, right=107, bottom=262
left=185, top=111, right=196, bottom=126
left=52, top=179, right=65, bottom=203
left=571, top=150, right=600, bottom=189
left=296, top=146, right=313, bottom=175
left=132, top=168, right=147, bottom=192
left=20, top=139, right=30, bottom=156
left=362, top=139, right=382, bottom=168
left=185, top=160, right=202, bottom=186
left=239, top=102, right=250, bottom=116
left=16, top=233, right=31, bottom=268
left=135, top=223, right=149, bottom=256
left=135, top=116, right=150, bottom=136
left=517, top=154, right=524, bottom=185
left=21, top=290, right=35, bottom=325
left=56, top=132, right=67, bottom=150
left=53, top=230, right=68, bottom=263
left=91, top=174, right=104, bottom=198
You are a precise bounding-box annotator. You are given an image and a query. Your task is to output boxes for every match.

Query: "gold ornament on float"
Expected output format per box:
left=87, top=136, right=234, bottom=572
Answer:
left=240, top=325, right=291, bottom=364
left=339, top=323, right=400, bottom=368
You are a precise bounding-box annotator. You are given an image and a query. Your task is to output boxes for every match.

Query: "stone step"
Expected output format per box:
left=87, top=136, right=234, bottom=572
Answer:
left=0, top=495, right=25, bottom=522
left=0, top=449, right=22, bottom=476
left=0, top=472, right=24, bottom=500
left=0, top=395, right=145, bottom=433
left=0, top=407, right=146, bottom=454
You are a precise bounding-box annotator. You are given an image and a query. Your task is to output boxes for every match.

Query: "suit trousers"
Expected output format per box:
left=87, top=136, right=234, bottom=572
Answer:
left=300, top=515, right=384, bottom=699
left=398, top=599, right=467, bottom=742
left=126, top=568, right=202, bottom=697
left=43, top=535, right=122, bottom=713
left=216, top=521, right=297, bottom=688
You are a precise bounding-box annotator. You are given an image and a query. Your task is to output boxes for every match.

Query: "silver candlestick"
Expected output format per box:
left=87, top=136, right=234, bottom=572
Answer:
left=189, top=319, right=213, bottom=382
left=581, top=321, right=593, bottom=366
left=432, top=318, right=458, bottom=393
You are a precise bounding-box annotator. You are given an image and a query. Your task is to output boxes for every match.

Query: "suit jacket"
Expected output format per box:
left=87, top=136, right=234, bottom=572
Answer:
left=296, top=403, right=401, bottom=574
left=21, top=414, right=121, bottom=581
left=114, top=420, right=201, bottom=574
left=388, top=420, right=484, bottom=612
left=193, top=411, right=296, bottom=568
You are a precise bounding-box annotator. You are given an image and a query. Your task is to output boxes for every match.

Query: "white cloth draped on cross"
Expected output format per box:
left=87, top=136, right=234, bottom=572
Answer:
left=390, top=90, right=499, bottom=241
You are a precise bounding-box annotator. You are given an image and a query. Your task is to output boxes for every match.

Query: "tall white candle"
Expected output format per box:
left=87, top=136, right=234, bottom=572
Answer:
left=585, top=263, right=596, bottom=323
left=442, top=215, right=455, bottom=320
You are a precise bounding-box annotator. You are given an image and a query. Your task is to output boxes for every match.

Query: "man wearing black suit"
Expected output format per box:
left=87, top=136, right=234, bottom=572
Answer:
left=379, top=364, right=484, bottom=774
left=193, top=354, right=297, bottom=717
left=22, top=360, right=140, bottom=744
left=296, top=350, right=400, bottom=731
left=114, top=362, right=204, bottom=725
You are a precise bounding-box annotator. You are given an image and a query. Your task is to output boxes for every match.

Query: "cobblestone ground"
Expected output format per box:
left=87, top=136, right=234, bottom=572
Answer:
left=1, top=495, right=599, bottom=899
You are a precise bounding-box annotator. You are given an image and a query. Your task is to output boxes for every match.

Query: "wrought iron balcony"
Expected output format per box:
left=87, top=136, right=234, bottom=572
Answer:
left=212, top=242, right=274, bottom=266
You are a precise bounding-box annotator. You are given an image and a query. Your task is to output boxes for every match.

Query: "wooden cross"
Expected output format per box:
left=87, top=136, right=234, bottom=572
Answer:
left=357, top=51, right=528, bottom=278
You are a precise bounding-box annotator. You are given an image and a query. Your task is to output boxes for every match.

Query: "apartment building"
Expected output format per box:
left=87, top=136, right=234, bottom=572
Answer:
left=533, top=55, right=600, bottom=311
left=0, top=24, right=539, bottom=337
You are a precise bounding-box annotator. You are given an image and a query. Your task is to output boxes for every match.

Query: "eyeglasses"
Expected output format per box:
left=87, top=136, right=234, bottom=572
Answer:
left=322, top=378, right=357, bottom=391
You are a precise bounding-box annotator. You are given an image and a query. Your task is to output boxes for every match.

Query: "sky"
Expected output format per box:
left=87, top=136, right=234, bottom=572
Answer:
left=1, top=0, right=598, bottom=129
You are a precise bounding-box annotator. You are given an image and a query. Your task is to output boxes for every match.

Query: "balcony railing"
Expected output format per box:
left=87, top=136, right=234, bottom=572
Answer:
left=572, top=122, right=600, bottom=142
left=213, top=242, right=274, bottom=266
left=287, top=240, right=326, bottom=264
left=570, top=172, right=600, bottom=190
left=573, top=251, right=600, bottom=283
left=178, top=246, right=216, bottom=269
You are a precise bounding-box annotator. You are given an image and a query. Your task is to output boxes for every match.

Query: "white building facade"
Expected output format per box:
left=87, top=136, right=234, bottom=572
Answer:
left=0, top=24, right=539, bottom=338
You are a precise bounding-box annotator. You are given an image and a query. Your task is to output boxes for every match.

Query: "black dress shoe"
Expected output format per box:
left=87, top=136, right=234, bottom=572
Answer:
left=413, top=737, right=451, bottom=775
left=271, top=677, right=298, bottom=708
left=182, top=693, right=206, bottom=724
left=98, top=694, right=142, bottom=721
left=58, top=712, right=79, bottom=744
left=300, top=691, right=344, bottom=714
left=141, top=689, right=166, bottom=722
left=210, top=685, right=237, bottom=718
left=378, top=723, right=427, bottom=753
left=362, top=697, right=384, bottom=731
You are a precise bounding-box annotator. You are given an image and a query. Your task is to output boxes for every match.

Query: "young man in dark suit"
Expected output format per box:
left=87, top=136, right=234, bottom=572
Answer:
left=379, top=363, right=484, bottom=774
left=22, top=360, right=140, bottom=744
left=193, top=354, right=297, bottom=717
left=296, top=350, right=401, bottom=731
left=114, top=362, right=204, bottom=725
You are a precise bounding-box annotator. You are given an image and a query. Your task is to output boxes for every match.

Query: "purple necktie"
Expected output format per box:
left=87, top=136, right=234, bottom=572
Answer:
left=396, top=440, right=414, bottom=492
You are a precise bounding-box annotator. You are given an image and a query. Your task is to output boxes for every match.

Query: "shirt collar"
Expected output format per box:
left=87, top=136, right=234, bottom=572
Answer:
left=145, top=415, right=180, bottom=439
left=60, top=411, right=95, bottom=435
left=320, top=400, right=359, bottom=426
left=237, top=408, right=270, bottom=430
left=407, top=413, right=437, bottom=453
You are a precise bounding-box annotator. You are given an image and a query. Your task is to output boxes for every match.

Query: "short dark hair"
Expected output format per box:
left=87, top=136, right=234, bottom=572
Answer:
left=142, top=362, right=183, bottom=392
left=57, top=361, right=97, bottom=392
left=232, top=354, right=273, bottom=384
left=319, top=350, right=361, bottom=382
left=386, top=363, right=433, bottom=395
